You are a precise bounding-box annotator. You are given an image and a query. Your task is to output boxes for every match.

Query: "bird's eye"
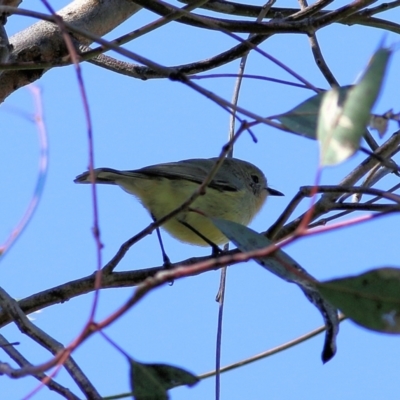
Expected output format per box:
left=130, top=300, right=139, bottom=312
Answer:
left=251, top=174, right=259, bottom=183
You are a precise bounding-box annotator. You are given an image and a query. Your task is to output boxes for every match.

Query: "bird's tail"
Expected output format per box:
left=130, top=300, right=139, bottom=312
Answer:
left=74, top=168, right=127, bottom=185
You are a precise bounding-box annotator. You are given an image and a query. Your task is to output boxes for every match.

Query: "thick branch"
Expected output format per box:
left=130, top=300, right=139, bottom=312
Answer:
left=0, top=0, right=141, bottom=102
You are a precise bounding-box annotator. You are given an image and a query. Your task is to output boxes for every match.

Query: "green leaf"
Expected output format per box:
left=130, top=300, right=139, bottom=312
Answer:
left=129, top=359, right=199, bottom=400
left=211, top=217, right=309, bottom=283
left=318, top=46, right=392, bottom=166
left=275, top=86, right=351, bottom=139
left=211, top=217, right=339, bottom=362
left=318, top=267, right=400, bottom=333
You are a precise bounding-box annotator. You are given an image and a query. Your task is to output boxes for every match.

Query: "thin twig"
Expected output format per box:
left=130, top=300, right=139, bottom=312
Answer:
left=326, top=203, right=400, bottom=211
left=215, top=2, right=275, bottom=396
left=313, top=0, right=378, bottom=28
left=40, top=1, right=104, bottom=321
left=308, top=34, right=338, bottom=86
left=0, top=87, right=48, bottom=258
left=357, top=0, right=400, bottom=16
left=198, top=315, right=346, bottom=380
left=297, top=0, right=338, bottom=97
left=299, top=185, right=400, bottom=203
left=287, top=0, right=334, bottom=20
left=192, top=73, right=322, bottom=90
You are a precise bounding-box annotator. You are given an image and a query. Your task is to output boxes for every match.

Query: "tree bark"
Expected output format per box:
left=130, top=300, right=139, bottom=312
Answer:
left=0, top=0, right=142, bottom=102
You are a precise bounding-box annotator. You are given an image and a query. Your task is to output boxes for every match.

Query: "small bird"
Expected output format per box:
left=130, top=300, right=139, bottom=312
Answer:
left=75, top=157, right=283, bottom=262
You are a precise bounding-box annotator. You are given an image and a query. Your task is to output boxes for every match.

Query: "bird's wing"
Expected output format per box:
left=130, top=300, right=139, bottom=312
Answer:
left=131, top=158, right=241, bottom=192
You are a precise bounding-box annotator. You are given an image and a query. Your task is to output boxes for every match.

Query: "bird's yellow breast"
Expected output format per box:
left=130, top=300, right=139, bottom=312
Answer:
left=121, top=177, right=265, bottom=246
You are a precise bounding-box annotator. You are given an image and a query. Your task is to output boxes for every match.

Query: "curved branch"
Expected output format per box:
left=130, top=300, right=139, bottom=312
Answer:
left=0, top=254, right=219, bottom=329
left=132, top=0, right=310, bottom=34
left=83, top=34, right=269, bottom=78
left=0, top=335, right=80, bottom=400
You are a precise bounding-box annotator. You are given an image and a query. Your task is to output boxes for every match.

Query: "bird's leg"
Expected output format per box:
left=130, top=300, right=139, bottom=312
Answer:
left=179, top=220, right=222, bottom=256
left=152, top=214, right=171, bottom=268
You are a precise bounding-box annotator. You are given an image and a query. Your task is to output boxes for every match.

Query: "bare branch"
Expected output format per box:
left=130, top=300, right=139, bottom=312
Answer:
left=0, top=335, right=80, bottom=400
left=0, top=287, right=101, bottom=399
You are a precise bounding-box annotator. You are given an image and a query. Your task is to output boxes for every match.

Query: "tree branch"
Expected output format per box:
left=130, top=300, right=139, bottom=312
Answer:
left=0, top=0, right=142, bottom=102
left=0, top=287, right=101, bottom=399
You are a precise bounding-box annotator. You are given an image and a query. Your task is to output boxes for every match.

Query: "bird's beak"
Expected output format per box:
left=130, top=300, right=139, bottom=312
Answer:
left=267, top=187, right=284, bottom=196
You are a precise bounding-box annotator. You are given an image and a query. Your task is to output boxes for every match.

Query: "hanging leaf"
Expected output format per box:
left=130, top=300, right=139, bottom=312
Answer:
left=369, top=114, right=389, bottom=137
left=317, top=46, right=392, bottom=166
left=212, top=217, right=308, bottom=283
left=129, top=359, right=199, bottom=400
left=274, top=86, right=351, bottom=139
left=318, top=267, right=400, bottom=333
left=211, top=217, right=339, bottom=362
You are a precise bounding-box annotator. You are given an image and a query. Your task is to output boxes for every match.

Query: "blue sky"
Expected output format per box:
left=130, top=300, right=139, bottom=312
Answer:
left=2, top=1, right=400, bottom=399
